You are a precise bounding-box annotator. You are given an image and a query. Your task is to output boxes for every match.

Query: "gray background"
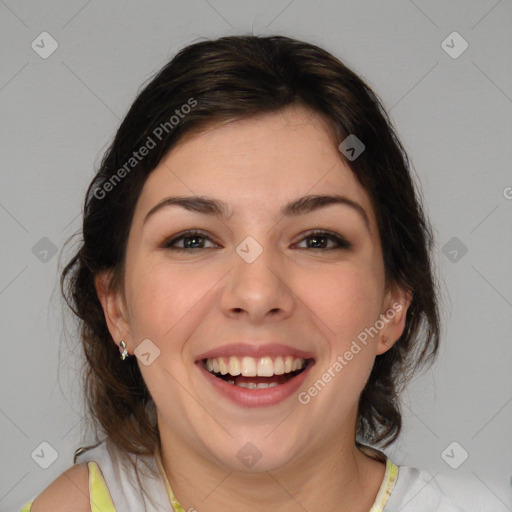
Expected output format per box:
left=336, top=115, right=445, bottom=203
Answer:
left=1, top=0, right=511, bottom=510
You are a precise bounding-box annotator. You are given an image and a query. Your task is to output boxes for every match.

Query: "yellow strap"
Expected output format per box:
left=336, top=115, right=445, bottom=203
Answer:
left=154, top=446, right=186, bottom=512
left=20, top=462, right=115, bottom=512
left=20, top=501, right=33, bottom=512
left=88, top=461, right=117, bottom=512
left=369, top=458, right=399, bottom=512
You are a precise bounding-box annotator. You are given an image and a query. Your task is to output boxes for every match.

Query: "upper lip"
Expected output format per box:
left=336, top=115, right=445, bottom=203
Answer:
left=194, top=342, right=315, bottom=362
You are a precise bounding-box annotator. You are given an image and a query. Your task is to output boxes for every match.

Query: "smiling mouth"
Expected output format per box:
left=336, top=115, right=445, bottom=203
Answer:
left=201, top=355, right=315, bottom=389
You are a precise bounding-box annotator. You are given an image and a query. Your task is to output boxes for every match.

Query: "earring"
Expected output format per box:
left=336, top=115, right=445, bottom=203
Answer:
left=404, top=310, right=415, bottom=339
left=119, top=340, right=130, bottom=360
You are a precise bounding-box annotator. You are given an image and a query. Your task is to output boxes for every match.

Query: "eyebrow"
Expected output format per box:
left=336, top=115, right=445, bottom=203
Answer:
left=143, top=194, right=370, bottom=231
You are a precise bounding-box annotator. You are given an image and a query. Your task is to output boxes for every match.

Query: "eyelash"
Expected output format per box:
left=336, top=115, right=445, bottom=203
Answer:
left=161, top=229, right=352, bottom=251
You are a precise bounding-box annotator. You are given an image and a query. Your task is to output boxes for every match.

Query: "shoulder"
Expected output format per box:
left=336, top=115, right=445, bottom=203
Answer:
left=29, top=462, right=90, bottom=512
left=386, top=464, right=497, bottom=512
left=386, top=465, right=465, bottom=511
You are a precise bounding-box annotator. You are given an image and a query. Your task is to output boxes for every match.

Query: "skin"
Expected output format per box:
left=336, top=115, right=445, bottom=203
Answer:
left=96, top=104, right=411, bottom=512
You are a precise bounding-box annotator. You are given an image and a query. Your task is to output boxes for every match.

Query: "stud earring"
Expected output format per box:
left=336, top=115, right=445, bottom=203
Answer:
left=119, top=340, right=130, bottom=360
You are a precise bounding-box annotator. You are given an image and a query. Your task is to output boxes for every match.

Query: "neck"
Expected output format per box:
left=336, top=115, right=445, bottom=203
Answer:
left=157, top=425, right=386, bottom=512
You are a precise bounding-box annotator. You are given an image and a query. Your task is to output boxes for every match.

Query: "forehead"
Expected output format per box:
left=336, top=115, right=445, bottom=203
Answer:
left=133, top=106, right=376, bottom=227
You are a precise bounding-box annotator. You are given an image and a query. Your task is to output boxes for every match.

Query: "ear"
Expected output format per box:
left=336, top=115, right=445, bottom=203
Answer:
left=94, top=270, right=132, bottom=354
left=375, top=285, right=413, bottom=356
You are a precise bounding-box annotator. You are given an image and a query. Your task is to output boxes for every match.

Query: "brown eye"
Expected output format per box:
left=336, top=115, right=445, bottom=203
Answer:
left=295, top=230, right=352, bottom=250
left=162, top=231, right=218, bottom=251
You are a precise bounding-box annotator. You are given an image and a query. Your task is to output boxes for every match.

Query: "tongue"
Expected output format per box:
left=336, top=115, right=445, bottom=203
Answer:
left=233, top=374, right=291, bottom=386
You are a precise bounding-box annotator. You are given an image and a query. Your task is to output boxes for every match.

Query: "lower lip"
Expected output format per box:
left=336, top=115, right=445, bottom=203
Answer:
left=197, top=362, right=314, bottom=407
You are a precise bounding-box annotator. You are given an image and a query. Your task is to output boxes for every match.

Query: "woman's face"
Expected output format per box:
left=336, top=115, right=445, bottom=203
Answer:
left=98, top=105, right=409, bottom=471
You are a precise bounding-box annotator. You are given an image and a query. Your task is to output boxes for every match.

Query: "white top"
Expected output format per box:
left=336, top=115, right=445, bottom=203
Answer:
left=68, top=440, right=491, bottom=512
left=385, top=464, right=464, bottom=511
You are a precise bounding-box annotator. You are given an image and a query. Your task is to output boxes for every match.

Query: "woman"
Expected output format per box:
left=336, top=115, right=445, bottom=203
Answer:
left=22, top=34, right=464, bottom=511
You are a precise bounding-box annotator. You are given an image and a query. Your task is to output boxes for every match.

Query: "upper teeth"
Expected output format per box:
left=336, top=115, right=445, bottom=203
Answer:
left=205, top=356, right=306, bottom=377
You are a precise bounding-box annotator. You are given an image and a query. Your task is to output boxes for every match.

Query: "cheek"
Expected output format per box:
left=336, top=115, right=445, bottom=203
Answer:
left=297, top=261, right=384, bottom=343
left=297, top=264, right=383, bottom=411
left=125, top=258, right=223, bottom=344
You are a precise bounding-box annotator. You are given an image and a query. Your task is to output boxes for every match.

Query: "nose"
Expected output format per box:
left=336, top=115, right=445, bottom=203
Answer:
left=220, top=241, right=295, bottom=324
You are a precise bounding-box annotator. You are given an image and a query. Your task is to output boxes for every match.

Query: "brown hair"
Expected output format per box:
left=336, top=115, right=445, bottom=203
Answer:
left=61, top=34, right=440, bottom=487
